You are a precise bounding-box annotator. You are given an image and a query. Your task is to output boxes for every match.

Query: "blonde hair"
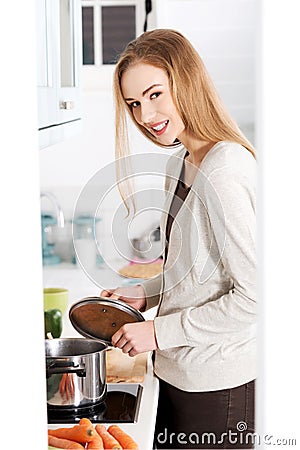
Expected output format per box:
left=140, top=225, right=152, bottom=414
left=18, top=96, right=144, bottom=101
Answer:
left=113, top=29, right=255, bottom=209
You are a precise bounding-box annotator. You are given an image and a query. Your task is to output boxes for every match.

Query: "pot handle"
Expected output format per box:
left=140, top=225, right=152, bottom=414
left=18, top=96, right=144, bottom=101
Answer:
left=46, top=359, right=86, bottom=378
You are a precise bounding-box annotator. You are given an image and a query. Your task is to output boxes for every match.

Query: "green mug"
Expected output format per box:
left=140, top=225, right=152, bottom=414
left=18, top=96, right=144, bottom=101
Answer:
left=43, top=288, right=68, bottom=315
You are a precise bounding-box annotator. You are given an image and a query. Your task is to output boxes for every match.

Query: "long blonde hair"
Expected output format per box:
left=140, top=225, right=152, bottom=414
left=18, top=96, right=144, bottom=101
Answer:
left=113, top=29, right=255, bottom=209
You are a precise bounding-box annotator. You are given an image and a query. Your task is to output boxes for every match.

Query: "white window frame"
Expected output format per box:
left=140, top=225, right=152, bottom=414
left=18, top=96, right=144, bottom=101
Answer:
left=82, top=0, right=143, bottom=66
left=81, top=0, right=151, bottom=90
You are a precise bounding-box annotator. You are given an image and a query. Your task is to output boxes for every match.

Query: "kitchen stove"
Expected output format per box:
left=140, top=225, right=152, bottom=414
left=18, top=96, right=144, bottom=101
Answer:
left=48, top=384, right=143, bottom=424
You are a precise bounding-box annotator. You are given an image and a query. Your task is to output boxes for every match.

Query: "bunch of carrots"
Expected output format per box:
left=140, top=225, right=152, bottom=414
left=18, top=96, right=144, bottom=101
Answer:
left=48, top=418, right=139, bottom=450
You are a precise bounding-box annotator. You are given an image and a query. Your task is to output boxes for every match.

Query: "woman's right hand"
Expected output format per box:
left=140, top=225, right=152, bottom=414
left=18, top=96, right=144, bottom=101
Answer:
left=100, top=285, right=146, bottom=311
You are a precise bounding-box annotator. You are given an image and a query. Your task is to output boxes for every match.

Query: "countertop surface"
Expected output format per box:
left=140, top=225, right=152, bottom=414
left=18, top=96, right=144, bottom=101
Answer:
left=44, top=263, right=159, bottom=449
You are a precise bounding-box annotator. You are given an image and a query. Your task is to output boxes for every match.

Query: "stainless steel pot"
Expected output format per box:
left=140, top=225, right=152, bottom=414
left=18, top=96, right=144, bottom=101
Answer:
left=45, top=338, right=107, bottom=410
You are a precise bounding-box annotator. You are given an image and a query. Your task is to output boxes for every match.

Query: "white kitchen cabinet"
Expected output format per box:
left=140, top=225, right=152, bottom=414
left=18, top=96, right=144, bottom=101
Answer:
left=36, top=0, right=82, bottom=149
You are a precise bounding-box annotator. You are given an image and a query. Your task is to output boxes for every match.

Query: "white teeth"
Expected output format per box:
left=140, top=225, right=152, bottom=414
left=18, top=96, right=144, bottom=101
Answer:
left=152, top=121, right=168, bottom=131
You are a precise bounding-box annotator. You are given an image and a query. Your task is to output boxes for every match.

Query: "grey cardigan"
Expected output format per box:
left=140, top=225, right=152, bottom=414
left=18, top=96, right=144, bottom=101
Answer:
left=142, top=141, right=257, bottom=391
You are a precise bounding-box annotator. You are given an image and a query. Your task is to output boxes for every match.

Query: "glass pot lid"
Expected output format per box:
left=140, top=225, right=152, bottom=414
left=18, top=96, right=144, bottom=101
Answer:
left=69, top=297, right=144, bottom=345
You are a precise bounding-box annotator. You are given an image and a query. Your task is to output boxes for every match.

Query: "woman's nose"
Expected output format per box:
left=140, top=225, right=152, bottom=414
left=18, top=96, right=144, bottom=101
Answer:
left=140, top=101, right=155, bottom=124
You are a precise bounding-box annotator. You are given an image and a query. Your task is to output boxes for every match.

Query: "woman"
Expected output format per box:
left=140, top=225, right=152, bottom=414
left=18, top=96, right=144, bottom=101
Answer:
left=101, top=29, right=256, bottom=449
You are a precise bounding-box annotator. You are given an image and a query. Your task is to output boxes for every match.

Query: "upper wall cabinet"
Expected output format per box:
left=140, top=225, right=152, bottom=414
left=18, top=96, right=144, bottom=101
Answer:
left=36, top=0, right=82, bottom=149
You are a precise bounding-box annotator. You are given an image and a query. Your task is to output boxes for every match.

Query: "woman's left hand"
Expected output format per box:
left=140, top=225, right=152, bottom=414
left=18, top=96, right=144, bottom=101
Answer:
left=111, top=320, right=158, bottom=357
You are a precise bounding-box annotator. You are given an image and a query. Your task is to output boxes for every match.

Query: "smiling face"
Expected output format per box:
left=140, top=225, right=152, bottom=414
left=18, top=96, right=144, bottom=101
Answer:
left=121, top=63, right=185, bottom=146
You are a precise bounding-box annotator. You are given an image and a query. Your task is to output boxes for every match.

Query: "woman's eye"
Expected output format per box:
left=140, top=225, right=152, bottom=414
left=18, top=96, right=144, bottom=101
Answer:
left=129, top=101, right=140, bottom=109
left=150, top=92, right=161, bottom=100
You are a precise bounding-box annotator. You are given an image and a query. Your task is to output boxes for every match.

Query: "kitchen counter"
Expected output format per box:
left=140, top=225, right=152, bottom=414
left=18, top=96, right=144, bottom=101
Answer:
left=44, top=263, right=159, bottom=449
left=48, top=357, right=159, bottom=449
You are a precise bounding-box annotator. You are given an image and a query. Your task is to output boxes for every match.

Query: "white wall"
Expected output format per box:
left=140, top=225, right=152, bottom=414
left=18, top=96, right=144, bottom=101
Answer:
left=156, top=0, right=257, bottom=132
left=1, top=1, right=47, bottom=448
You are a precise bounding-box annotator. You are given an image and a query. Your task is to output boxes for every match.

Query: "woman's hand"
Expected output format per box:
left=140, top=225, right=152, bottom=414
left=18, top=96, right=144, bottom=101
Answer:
left=100, top=285, right=146, bottom=311
left=111, top=320, right=158, bottom=357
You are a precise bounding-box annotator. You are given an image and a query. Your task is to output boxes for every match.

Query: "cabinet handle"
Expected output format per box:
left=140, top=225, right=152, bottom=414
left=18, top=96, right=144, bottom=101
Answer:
left=59, top=100, right=75, bottom=110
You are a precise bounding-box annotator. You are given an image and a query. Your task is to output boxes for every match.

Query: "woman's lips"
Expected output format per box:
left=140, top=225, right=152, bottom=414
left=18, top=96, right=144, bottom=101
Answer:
left=150, top=120, right=169, bottom=136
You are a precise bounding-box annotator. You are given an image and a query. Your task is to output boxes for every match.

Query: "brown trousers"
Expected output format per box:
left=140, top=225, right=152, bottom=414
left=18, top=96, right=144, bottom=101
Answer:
left=154, top=379, right=255, bottom=449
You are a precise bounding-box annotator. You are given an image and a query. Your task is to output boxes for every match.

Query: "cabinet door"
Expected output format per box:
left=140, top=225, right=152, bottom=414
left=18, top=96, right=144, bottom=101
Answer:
left=36, top=0, right=82, bottom=148
left=57, top=0, right=82, bottom=125
left=36, top=0, right=59, bottom=129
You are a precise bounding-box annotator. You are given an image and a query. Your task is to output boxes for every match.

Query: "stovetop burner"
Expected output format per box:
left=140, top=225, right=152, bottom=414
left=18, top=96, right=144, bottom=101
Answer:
left=48, top=384, right=143, bottom=424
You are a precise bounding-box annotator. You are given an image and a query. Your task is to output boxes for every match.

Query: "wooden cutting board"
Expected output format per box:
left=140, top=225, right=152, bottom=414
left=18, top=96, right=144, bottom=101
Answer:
left=118, top=260, right=163, bottom=279
left=106, top=348, right=148, bottom=383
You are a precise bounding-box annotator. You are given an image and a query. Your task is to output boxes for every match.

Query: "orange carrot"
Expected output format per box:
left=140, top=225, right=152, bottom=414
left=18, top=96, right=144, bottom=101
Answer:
left=48, top=424, right=95, bottom=443
left=107, top=425, right=139, bottom=449
left=87, top=433, right=104, bottom=450
left=48, top=434, right=85, bottom=449
left=78, top=418, right=104, bottom=448
left=95, top=424, right=122, bottom=449
left=79, top=417, right=94, bottom=427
